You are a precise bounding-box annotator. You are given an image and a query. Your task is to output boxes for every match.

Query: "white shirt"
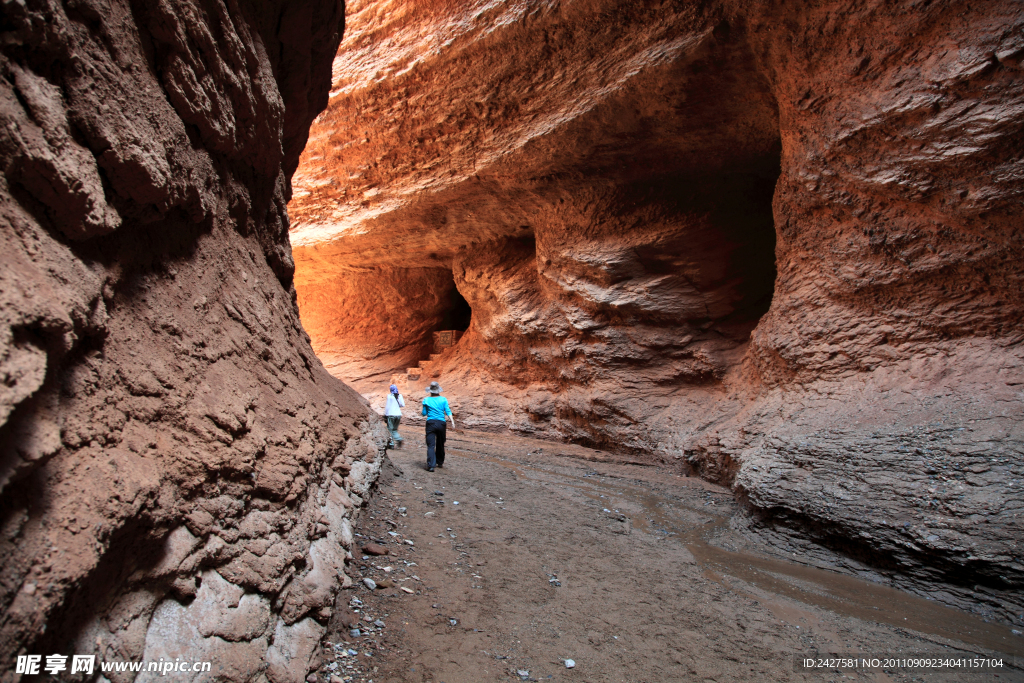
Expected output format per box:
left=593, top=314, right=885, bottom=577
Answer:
left=385, top=393, right=405, bottom=416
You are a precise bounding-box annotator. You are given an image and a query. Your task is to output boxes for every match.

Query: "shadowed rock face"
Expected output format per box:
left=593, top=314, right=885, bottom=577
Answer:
left=291, top=0, right=1024, bottom=622
left=0, top=1, right=385, bottom=680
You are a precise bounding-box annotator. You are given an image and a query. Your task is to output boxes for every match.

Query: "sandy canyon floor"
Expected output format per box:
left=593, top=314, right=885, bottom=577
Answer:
left=319, top=430, right=1022, bottom=683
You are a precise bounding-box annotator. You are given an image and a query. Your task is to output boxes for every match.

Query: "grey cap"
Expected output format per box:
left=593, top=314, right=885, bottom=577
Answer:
left=427, top=381, right=442, bottom=394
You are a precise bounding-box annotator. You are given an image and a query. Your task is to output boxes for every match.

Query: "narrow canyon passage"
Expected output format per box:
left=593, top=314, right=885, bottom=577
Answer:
left=291, top=0, right=1024, bottom=653
left=2, top=0, right=1023, bottom=681
left=325, top=434, right=1022, bottom=683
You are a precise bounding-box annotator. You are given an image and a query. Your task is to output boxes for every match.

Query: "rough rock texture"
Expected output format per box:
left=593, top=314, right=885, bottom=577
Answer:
left=0, top=1, right=388, bottom=680
left=290, top=0, right=1024, bottom=623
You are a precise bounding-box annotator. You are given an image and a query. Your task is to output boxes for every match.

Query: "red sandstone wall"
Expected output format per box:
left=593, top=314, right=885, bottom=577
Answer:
left=0, top=2, right=384, bottom=680
left=743, top=1, right=1024, bottom=383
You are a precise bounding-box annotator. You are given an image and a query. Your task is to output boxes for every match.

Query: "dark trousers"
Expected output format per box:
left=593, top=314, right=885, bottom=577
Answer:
left=425, top=419, right=447, bottom=468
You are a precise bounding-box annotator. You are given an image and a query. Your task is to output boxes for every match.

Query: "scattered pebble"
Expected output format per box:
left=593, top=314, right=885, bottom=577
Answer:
left=362, top=578, right=377, bottom=590
left=400, top=586, right=415, bottom=594
left=361, top=543, right=389, bottom=556
left=405, top=539, right=415, bottom=545
left=565, top=659, right=575, bottom=669
left=349, top=629, right=360, bottom=638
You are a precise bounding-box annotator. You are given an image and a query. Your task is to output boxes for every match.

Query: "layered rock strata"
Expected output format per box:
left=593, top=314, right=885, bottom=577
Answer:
left=290, top=0, right=1024, bottom=622
left=0, top=1, right=385, bottom=681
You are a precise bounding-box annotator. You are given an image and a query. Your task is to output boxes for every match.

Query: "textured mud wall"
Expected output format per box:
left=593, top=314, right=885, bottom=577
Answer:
left=0, top=1, right=389, bottom=680
left=290, top=0, right=1024, bottom=623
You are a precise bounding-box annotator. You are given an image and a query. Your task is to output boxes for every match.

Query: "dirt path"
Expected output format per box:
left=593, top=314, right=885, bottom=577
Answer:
left=316, top=430, right=1022, bottom=683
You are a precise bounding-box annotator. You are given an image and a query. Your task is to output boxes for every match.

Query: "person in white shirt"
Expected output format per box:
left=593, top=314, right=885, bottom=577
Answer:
left=385, top=383, right=405, bottom=448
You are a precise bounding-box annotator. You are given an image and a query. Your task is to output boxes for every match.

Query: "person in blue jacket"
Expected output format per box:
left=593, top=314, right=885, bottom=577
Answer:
left=421, top=381, right=455, bottom=472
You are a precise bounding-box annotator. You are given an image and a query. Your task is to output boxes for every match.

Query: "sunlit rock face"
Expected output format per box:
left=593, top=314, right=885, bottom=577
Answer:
left=0, top=1, right=385, bottom=679
left=293, top=0, right=782, bottom=397
left=292, top=0, right=1024, bottom=621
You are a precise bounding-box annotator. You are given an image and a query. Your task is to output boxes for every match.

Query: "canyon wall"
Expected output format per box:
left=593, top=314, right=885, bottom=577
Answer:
left=291, top=0, right=1024, bottom=622
left=0, top=1, right=387, bottom=681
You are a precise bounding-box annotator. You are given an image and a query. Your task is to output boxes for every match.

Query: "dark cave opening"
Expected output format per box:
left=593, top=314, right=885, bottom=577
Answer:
left=710, top=164, right=780, bottom=334
left=438, top=281, right=472, bottom=332
left=620, top=155, right=781, bottom=341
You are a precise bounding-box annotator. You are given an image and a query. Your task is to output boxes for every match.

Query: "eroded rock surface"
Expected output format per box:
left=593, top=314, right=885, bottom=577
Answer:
left=290, top=0, right=1024, bottom=622
left=0, top=1, right=383, bottom=680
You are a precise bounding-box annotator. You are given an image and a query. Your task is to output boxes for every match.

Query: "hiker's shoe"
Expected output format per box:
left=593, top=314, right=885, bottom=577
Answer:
left=427, top=467, right=435, bottom=472
left=436, top=463, right=444, bottom=468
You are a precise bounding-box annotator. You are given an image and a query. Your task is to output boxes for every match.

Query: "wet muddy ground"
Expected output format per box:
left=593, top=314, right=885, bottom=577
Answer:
left=318, top=430, right=1022, bottom=683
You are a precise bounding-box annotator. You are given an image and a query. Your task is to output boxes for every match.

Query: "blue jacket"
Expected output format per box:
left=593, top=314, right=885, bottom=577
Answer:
left=422, top=396, right=452, bottom=421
